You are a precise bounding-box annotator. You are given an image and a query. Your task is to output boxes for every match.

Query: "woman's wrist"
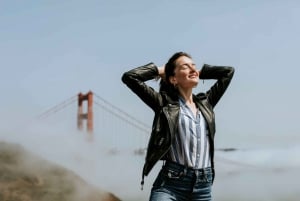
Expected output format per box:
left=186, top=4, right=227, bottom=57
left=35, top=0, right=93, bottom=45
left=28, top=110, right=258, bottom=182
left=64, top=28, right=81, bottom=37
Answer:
left=157, top=66, right=164, bottom=76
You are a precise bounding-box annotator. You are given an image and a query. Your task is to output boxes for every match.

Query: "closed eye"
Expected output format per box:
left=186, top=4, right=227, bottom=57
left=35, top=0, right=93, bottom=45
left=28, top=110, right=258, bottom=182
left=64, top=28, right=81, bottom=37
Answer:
left=179, top=63, right=196, bottom=70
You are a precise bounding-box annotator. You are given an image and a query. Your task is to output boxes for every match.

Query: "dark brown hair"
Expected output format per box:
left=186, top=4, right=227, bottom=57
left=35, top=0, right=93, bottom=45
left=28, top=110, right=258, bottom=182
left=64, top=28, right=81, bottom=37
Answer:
left=160, top=52, right=192, bottom=93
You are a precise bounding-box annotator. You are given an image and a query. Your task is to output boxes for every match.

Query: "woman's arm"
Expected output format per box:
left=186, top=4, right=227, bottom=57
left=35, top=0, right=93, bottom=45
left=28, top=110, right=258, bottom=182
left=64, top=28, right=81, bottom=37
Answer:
left=198, top=64, right=235, bottom=108
left=122, top=63, right=163, bottom=112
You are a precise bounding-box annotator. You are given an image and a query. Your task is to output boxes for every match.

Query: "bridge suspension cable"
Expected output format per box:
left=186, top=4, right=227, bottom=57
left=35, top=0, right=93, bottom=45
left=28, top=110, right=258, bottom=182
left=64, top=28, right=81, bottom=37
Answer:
left=94, top=100, right=150, bottom=134
left=37, top=95, right=77, bottom=119
left=93, top=93, right=151, bottom=131
left=36, top=92, right=151, bottom=135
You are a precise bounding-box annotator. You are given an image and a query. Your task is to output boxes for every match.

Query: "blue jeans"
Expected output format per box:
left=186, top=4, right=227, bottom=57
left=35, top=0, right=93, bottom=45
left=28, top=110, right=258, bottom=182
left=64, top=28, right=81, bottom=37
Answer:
left=149, top=161, right=213, bottom=201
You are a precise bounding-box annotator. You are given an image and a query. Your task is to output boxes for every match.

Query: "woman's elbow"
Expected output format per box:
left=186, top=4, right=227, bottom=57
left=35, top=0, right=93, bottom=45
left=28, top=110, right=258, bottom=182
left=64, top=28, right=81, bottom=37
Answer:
left=121, top=72, right=130, bottom=84
left=227, top=66, right=235, bottom=77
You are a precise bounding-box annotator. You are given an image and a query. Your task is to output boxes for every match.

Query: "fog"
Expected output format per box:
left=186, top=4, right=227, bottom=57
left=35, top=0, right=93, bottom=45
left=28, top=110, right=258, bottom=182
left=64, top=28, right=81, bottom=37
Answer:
left=213, top=147, right=300, bottom=201
left=1, top=115, right=300, bottom=201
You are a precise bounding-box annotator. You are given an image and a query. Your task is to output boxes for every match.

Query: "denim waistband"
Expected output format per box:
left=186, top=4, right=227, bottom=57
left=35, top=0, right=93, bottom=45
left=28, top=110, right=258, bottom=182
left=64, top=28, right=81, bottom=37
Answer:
left=164, top=161, right=212, bottom=175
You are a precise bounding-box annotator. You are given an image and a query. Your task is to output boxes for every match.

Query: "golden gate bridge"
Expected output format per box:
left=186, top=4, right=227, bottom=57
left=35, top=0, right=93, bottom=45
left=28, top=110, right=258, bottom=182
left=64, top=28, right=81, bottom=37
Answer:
left=37, top=91, right=150, bottom=155
left=35, top=91, right=257, bottom=168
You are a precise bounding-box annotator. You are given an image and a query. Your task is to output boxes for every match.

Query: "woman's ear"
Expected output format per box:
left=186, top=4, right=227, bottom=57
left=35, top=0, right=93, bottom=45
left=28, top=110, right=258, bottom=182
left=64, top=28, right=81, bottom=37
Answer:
left=169, top=76, right=177, bottom=85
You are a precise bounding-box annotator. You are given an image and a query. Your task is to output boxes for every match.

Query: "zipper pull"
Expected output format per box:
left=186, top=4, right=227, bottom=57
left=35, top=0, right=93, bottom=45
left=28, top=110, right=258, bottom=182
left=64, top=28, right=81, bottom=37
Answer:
left=141, top=179, right=144, bottom=190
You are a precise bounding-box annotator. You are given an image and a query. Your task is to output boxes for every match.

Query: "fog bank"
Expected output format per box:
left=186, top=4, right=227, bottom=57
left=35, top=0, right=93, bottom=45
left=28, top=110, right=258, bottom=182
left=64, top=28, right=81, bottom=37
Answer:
left=1, top=117, right=299, bottom=201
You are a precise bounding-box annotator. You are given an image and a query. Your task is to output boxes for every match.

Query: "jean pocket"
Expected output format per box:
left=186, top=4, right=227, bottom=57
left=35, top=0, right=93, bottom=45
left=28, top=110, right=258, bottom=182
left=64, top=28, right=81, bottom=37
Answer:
left=198, top=172, right=213, bottom=183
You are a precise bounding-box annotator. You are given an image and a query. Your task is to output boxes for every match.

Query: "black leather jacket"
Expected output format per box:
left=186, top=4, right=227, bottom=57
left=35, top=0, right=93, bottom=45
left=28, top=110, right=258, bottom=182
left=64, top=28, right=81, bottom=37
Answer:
left=122, top=63, right=234, bottom=186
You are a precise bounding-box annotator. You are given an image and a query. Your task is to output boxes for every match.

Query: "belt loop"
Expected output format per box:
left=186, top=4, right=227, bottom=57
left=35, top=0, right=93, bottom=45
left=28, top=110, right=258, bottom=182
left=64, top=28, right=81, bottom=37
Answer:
left=203, top=168, right=208, bottom=182
left=183, top=167, right=187, bottom=176
left=195, top=169, right=198, bottom=177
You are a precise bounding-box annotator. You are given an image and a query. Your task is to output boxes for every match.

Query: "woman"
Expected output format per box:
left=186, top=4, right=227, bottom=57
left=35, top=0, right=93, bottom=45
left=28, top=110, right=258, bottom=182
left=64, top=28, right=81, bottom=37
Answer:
left=122, top=52, right=234, bottom=201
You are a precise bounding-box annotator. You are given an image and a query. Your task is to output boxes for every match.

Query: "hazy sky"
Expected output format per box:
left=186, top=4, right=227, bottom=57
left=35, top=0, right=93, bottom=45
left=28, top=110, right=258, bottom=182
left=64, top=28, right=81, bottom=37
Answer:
left=1, top=1, right=300, bottom=200
left=1, top=0, right=300, bottom=149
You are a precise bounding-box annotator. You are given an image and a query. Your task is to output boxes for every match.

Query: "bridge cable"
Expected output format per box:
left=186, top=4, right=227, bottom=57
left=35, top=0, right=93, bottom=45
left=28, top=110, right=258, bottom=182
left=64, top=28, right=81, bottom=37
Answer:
left=93, top=93, right=150, bottom=130
left=94, top=100, right=150, bottom=134
left=37, top=95, right=77, bottom=119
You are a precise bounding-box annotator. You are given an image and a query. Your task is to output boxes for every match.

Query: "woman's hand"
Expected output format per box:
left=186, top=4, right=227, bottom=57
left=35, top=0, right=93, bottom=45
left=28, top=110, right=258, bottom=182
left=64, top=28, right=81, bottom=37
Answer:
left=157, top=65, right=165, bottom=80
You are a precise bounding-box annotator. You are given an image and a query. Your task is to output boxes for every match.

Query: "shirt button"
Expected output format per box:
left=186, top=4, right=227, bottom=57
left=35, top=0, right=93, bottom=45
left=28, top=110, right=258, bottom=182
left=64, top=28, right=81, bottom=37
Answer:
left=197, top=154, right=200, bottom=157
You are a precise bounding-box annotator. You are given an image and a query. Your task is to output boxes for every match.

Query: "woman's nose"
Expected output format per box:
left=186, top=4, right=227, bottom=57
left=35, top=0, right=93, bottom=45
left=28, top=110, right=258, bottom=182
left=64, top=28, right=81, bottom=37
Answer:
left=189, top=65, right=197, bottom=72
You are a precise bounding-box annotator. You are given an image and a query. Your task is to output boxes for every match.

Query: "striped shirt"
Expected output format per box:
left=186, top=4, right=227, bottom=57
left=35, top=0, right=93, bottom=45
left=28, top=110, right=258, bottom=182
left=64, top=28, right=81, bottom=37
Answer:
left=167, top=97, right=211, bottom=168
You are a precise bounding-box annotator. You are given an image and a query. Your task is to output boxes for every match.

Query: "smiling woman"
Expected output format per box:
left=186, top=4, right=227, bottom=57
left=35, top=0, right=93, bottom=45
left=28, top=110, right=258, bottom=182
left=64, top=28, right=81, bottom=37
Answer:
left=122, top=52, right=234, bottom=201
left=168, top=53, right=199, bottom=89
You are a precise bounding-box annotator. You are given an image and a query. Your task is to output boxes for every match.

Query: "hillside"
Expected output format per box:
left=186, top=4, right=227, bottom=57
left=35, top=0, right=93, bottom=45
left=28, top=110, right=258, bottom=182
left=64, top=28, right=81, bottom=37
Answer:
left=0, top=141, right=120, bottom=201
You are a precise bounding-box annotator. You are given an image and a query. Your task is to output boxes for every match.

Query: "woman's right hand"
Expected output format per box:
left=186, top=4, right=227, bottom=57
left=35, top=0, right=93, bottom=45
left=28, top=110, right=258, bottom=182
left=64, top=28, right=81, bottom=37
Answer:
left=158, top=65, right=165, bottom=80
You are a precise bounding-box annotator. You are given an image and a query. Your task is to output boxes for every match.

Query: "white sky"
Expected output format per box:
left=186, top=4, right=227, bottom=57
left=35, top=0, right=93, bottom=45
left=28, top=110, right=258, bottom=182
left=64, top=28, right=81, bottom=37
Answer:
left=1, top=0, right=300, bottom=149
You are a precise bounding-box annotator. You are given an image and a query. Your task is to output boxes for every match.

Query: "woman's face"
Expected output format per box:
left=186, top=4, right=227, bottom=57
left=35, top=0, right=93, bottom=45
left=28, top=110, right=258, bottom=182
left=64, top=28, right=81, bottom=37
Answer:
left=169, top=56, right=199, bottom=89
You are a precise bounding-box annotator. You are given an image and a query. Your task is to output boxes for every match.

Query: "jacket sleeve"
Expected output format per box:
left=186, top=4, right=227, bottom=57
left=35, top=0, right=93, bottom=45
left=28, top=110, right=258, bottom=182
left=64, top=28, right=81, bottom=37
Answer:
left=198, top=64, right=235, bottom=108
left=121, top=63, right=163, bottom=112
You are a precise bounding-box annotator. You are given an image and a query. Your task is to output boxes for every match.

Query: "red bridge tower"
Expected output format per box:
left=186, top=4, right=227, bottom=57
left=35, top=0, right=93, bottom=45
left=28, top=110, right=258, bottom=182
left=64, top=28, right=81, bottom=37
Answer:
left=77, top=91, right=93, bottom=134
